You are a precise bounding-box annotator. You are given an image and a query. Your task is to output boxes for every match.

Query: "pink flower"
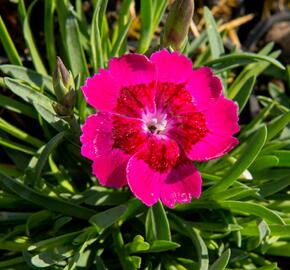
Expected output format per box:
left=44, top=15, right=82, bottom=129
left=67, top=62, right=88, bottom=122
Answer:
left=80, top=49, right=239, bottom=208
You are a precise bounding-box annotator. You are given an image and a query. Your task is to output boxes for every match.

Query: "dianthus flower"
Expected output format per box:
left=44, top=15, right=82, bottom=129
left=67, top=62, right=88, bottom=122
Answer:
left=80, top=49, right=239, bottom=208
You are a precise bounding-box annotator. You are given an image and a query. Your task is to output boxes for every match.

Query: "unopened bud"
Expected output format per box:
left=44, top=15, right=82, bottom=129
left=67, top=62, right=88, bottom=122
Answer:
left=53, top=57, right=75, bottom=103
left=63, top=89, right=76, bottom=110
left=162, top=0, right=194, bottom=51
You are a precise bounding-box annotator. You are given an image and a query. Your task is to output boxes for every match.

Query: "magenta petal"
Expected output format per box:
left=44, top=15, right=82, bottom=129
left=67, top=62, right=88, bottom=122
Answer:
left=81, top=69, right=120, bottom=111
left=81, top=112, right=130, bottom=188
left=161, top=162, right=202, bottom=208
left=80, top=114, right=99, bottom=161
left=127, top=155, right=202, bottom=208
left=92, top=149, right=129, bottom=188
left=108, top=53, right=156, bottom=87
left=186, top=67, right=222, bottom=111
left=127, top=156, right=161, bottom=207
left=187, top=97, right=239, bottom=161
left=150, top=49, right=193, bottom=83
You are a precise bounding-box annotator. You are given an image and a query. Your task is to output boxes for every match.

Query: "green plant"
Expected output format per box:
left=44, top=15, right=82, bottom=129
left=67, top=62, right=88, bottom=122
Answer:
left=0, top=1, right=290, bottom=269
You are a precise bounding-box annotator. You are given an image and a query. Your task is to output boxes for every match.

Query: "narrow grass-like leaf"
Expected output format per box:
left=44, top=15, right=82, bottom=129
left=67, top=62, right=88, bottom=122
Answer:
left=0, top=94, right=37, bottom=118
left=110, top=17, right=133, bottom=57
left=65, top=9, right=89, bottom=81
left=219, top=201, right=285, bottom=224
left=170, top=214, right=209, bottom=270
left=209, top=249, right=231, bottom=270
left=4, top=78, right=67, bottom=131
left=152, top=0, right=167, bottom=30
left=228, top=50, right=280, bottom=99
left=249, top=155, right=279, bottom=171
left=274, top=150, right=290, bottom=167
left=206, top=53, right=284, bottom=72
left=0, top=16, right=22, bottom=66
left=234, top=76, right=256, bottom=114
left=44, top=0, right=56, bottom=72
left=0, top=117, right=43, bottom=147
left=0, top=136, right=36, bottom=155
left=28, top=230, right=81, bottom=251
left=23, top=0, right=47, bottom=75
left=90, top=0, right=105, bottom=71
left=0, top=257, right=25, bottom=268
left=205, top=126, right=267, bottom=195
left=0, top=164, right=21, bottom=177
left=111, top=0, right=131, bottom=50
left=29, top=131, right=66, bottom=187
left=260, top=176, right=290, bottom=197
left=146, top=200, right=171, bottom=242
left=204, top=7, right=224, bottom=59
left=89, top=205, right=127, bottom=232
left=0, top=65, right=53, bottom=92
left=0, top=172, right=95, bottom=220
left=137, top=0, right=153, bottom=53
left=265, top=241, right=290, bottom=257
left=267, top=111, right=290, bottom=141
left=145, top=240, right=180, bottom=253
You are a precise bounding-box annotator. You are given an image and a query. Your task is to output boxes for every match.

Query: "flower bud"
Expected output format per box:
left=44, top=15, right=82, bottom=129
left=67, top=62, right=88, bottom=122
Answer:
left=162, top=0, right=194, bottom=51
left=53, top=57, right=75, bottom=103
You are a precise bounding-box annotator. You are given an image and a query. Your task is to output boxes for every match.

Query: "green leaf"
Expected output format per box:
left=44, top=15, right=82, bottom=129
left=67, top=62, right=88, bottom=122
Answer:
left=228, top=50, right=280, bottom=99
left=137, top=0, right=153, bottom=53
left=125, top=235, right=150, bottom=253
left=206, top=53, right=285, bottom=72
left=44, top=0, right=57, bottom=72
left=267, top=112, right=290, bottom=141
left=274, top=150, right=290, bottom=167
left=170, top=214, right=209, bottom=270
left=111, top=17, right=133, bottom=57
left=209, top=249, right=231, bottom=270
left=90, top=0, right=106, bottom=71
left=146, top=240, right=180, bottom=253
left=0, top=94, right=37, bottom=118
left=259, top=176, right=290, bottom=197
left=146, top=200, right=171, bottom=242
left=4, top=78, right=67, bottom=131
left=89, top=204, right=127, bottom=232
left=266, top=241, right=290, bottom=257
left=0, top=171, right=95, bottom=220
left=0, top=257, right=25, bottom=268
left=205, top=126, right=267, bottom=195
left=204, top=7, right=224, bottom=59
left=0, top=136, right=36, bottom=155
left=65, top=8, right=89, bottom=82
left=249, top=155, right=279, bottom=171
left=219, top=201, right=285, bottom=224
left=0, top=16, right=22, bottom=66
left=23, top=0, right=47, bottom=75
left=0, top=117, right=43, bottom=147
left=0, top=65, right=53, bottom=92
left=25, top=131, right=66, bottom=187
left=234, top=76, right=256, bottom=114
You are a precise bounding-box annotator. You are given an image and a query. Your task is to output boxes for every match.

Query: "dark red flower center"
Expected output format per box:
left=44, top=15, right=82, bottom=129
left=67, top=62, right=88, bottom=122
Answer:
left=111, top=82, right=208, bottom=172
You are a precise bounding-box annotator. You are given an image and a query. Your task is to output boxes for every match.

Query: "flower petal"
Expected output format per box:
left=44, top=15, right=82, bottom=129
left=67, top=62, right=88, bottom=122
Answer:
left=186, top=67, right=222, bottom=111
left=81, top=54, right=156, bottom=114
left=127, top=151, right=202, bottom=208
left=150, top=49, right=193, bottom=83
left=80, top=114, right=99, bottom=161
left=126, top=136, right=180, bottom=206
left=160, top=159, right=202, bottom=208
left=187, top=97, right=239, bottom=161
left=92, top=149, right=129, bottom=188
left=109, top=53, right=156, bottom=87
left=81, top=112, right=134, bottom=188
left=81, top=69, right=120, bottom=111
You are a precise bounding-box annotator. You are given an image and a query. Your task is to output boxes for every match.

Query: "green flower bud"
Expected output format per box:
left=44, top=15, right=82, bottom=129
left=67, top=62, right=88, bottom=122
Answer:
left=53, top=57, right=75, bottom=103
left=162, top=0, right=194, bottom=51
